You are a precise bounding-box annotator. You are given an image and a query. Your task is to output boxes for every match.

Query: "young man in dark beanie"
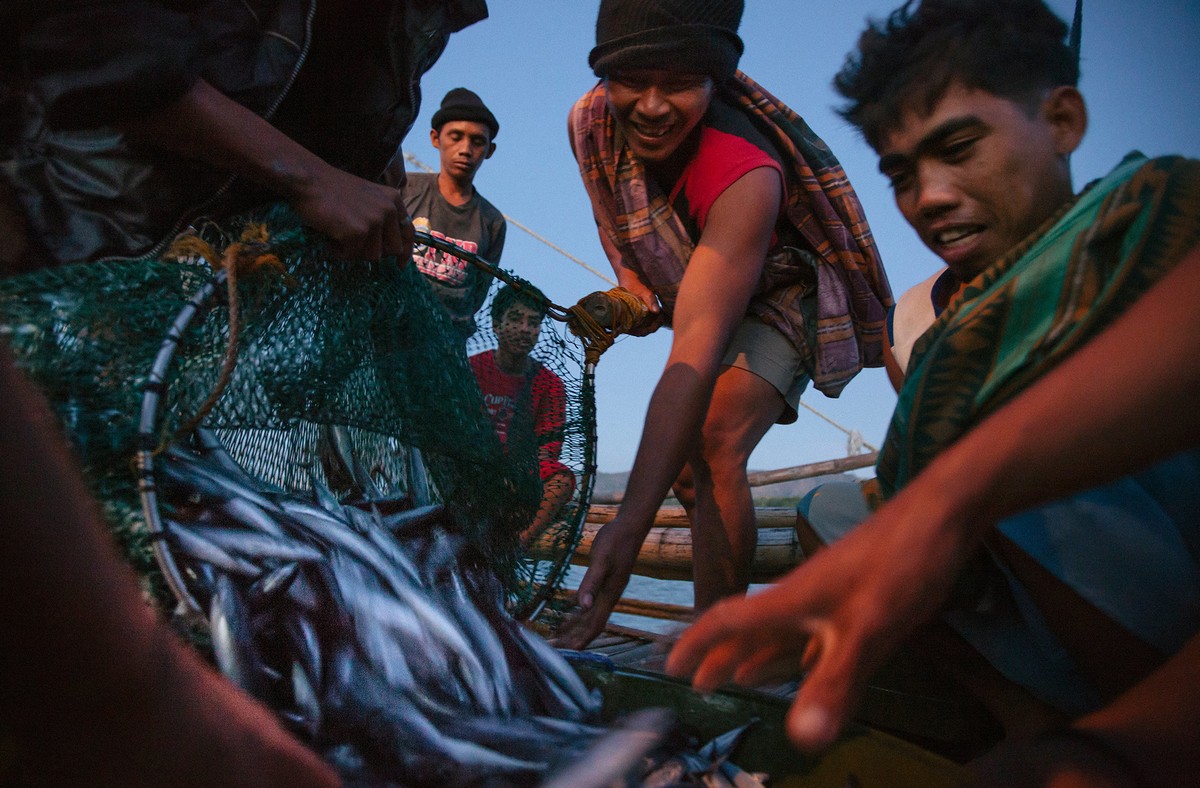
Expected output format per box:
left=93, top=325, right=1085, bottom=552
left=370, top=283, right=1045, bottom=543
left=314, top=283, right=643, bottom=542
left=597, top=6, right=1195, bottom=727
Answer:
left=557, top=0, right=893, bottom=648
left=405, top=87, right=507, bottom=340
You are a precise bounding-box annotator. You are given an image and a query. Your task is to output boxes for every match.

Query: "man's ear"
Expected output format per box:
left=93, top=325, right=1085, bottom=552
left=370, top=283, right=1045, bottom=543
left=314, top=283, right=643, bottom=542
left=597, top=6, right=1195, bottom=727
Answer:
left=430, top=128, right=441, bottom=149
left=1043, top=86, right=1087, bottom=157
left=485, top=142, right=497, bottom=160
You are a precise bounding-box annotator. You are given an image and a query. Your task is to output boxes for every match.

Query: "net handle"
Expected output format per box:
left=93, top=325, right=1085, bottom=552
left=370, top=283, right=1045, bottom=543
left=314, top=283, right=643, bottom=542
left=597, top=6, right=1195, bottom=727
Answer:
left=413, top=230, right=566, bottom=316
left=413, top=230, right=623, bottom=364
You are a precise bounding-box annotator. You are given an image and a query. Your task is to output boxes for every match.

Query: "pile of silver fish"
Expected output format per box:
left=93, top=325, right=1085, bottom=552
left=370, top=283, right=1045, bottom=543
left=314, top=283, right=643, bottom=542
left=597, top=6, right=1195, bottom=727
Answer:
left=157, top=432, right=767, bottom=786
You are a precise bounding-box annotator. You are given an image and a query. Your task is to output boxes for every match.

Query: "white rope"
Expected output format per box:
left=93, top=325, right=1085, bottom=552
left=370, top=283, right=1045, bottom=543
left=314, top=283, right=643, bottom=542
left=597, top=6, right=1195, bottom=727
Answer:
left=403, top=151, right=876, bottom=456
left=403, top=153, right=616, bottom=285
left=797, top=401, right=878, bottom=453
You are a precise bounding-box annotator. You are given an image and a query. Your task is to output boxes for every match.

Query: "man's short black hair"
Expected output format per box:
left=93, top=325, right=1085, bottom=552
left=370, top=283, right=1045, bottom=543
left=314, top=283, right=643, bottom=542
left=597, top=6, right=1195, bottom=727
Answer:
left=834, top=0, right=1079, bottom=150
left=490, top=279, right=549, bottom=324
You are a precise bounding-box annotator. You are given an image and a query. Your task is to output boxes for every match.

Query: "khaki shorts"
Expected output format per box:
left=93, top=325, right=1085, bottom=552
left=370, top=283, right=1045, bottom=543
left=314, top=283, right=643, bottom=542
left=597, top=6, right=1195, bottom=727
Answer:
left=720, top=317, right=810, bottom=424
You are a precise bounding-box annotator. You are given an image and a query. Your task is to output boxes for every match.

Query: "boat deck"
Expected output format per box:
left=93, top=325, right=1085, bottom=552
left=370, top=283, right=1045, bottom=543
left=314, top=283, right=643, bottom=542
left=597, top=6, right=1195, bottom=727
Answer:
left=583, top=623, right=1003, bottom=763
left=565, top=493, right=1004, bottom=763
left=584, top=623, right=673, bottom=672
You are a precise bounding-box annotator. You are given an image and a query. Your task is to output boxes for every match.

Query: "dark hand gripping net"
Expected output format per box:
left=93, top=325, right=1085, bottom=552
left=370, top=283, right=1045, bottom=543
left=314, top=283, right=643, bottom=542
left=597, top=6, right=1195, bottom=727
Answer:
left=0, top=203, right=597, bottom=626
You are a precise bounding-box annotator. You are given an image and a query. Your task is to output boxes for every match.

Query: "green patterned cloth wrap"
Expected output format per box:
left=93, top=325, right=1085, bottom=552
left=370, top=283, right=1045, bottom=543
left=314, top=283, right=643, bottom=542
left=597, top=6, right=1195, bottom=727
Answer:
left=878, top=153, right=1200, bottom=495
left=0, top=203, right=593, bottom=619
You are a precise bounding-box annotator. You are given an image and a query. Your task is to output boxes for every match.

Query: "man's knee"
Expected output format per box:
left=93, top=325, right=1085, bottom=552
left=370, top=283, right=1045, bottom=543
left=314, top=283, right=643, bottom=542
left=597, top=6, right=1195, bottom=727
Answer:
left=694, top=419, right=756, bottom=481
left=672, top=465, right=697, bottom=508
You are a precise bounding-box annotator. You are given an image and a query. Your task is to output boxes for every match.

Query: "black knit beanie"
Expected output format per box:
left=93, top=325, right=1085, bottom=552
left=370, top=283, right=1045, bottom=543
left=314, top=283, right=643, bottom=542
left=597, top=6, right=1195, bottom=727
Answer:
left=431, top=87, right=499, bottom=139
left=589, top=0, right=744, bottom=80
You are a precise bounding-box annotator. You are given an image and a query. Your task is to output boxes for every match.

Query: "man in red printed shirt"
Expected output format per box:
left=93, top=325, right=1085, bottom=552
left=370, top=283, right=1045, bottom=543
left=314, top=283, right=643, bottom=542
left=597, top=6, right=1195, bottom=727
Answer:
left=469, top=281, right=575, bottom=547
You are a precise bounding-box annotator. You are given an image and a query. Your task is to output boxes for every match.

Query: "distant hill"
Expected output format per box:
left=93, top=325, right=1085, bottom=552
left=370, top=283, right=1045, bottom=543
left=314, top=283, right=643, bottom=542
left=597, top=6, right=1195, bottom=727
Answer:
left=590, top=470, right=862, bottom=505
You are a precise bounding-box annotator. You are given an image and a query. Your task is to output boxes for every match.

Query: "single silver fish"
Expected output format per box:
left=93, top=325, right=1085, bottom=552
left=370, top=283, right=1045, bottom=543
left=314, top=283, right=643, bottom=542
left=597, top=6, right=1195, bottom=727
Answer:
left=210, top=573, right=270, bottom=700
left=381, top=502, right=446, bottom=535
left=185, top=524, right=323, bottom=564
left=698, top=718, right=759, bottom=762
left=167, top=520, right=260, bottom=577
left=191, top=426, right=281, bottom=492
left=405, top=444, right=434, bottom=507
left=321, top=424, right=383, bottom=502
left=216, top=495, right=288, bottom=538
left=248, top=562, right=302, bottom=610
left=282, top=608, right=323, bottom=694
left=161, top=444, right=280, bottom=512
left=308, top=466, right=343, bottom=515
left=541, top=708, right=674, bottom=788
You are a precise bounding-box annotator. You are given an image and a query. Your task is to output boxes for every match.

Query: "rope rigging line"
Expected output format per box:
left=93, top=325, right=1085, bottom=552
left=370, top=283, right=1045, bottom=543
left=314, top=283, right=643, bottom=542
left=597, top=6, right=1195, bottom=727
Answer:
left=796, top=401, right=878, bottom=453
left=403, top=152, right=616, bottom=286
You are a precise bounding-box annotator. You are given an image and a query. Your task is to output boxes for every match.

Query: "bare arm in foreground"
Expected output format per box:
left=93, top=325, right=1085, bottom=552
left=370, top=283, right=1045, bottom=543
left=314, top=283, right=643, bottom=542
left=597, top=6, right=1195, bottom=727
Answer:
left=0, top=347, right=340, bottom=787
left=971, top=629, right=1200, bottom=787
left=120, top=78, right=413, bottom=261
left=667, top=245, right=1200, bottom=772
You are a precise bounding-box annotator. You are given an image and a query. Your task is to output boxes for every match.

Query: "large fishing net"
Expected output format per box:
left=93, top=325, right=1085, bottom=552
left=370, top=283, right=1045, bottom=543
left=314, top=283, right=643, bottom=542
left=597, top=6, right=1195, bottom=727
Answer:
left=0, top=202, right=596, bottom=625
left=0, top=203, right=791, bottom=784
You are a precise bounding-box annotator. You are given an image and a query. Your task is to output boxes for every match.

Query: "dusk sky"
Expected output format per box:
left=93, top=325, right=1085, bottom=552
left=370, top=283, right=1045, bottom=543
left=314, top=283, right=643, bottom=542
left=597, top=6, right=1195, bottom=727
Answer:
left=408, top=1, right=1200, bottom=475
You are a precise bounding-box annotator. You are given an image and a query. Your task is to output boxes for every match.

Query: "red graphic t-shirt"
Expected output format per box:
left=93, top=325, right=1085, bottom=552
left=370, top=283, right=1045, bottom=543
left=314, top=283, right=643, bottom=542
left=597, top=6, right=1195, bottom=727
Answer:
left=468, top=350, right=572, bottom=484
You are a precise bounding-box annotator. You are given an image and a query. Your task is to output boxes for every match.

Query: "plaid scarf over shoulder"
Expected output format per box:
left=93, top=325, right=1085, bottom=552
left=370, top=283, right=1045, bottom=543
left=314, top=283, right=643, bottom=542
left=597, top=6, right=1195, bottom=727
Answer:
left=569, top=72, right=893, bottom=396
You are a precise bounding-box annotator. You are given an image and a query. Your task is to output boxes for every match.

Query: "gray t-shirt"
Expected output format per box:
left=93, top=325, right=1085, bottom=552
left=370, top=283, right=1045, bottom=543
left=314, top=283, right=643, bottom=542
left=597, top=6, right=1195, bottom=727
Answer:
left=403, top=171, right=506, bottom=339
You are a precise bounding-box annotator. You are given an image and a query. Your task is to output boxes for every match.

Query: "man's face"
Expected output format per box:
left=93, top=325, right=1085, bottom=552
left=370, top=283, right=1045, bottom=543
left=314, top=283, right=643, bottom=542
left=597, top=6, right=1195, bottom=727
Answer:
left=876, top=82, right=1079, bottom=280
left=431, top=121, right=495, bottom=182
left=606, top=69, right=714, bottom=163
left=495, top=301, right=543, bottom=358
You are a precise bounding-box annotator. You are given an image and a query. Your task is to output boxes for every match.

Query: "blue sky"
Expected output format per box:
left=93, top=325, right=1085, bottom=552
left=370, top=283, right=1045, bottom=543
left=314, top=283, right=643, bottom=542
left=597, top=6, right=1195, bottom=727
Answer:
left=409, top=1, right=1200, bottom=475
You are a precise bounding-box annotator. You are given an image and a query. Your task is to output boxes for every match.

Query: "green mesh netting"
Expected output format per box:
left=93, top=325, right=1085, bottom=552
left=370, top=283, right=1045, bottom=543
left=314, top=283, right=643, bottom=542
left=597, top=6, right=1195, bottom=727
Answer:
left=0, top=203, right=594, bottom=624
left=462, top=280, right=597, bottom=622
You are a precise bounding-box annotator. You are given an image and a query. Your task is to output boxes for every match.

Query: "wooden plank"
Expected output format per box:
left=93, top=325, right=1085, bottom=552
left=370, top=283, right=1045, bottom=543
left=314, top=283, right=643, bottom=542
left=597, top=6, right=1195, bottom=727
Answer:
left=601, top=621, right=668, bottom=644
left=590, top=454, right=876, bottom=504
left=535, top=511, right=803, bottom=582
left=548, top=589, right=694, bottom=624
left=585, top=634, right=630, bottom=650
left=565, top=522, right=803, bottom=582
left=600, top=638, right=662, bottom=658
left=604, top=641, right=665, bottom=668
left=584, top=505, right=796, bottom=530
left=613, top=596, right=694, bottom=623
left=746, top=452, right=877, bottom=488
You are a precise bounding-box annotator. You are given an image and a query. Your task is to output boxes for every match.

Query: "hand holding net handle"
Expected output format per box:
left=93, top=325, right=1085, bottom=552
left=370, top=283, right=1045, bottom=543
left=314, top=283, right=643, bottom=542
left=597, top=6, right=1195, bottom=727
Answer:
left=413, top=230, right=659, bottom=366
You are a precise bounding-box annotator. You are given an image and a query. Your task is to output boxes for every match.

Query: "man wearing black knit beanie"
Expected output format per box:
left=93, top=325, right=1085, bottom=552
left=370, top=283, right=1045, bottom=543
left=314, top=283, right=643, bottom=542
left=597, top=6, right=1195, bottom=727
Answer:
left=588, top=0, right=745, bottom=82
left=558, top=0, right=892, bottom=649
left=404, top=87, right=506, bottom=341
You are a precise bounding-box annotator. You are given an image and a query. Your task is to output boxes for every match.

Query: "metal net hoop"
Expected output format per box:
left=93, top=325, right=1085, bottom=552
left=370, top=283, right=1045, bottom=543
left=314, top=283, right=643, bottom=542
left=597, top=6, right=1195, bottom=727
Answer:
left=134, top=217, right=597, bottom=625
